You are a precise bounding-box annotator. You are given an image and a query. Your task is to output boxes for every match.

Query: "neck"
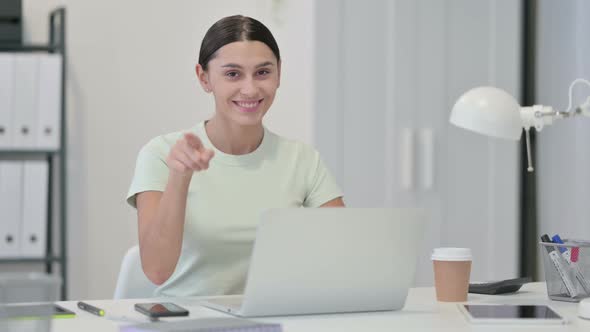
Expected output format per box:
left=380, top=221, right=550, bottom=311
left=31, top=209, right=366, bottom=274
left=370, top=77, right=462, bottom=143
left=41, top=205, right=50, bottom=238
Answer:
left=205, top=116, right=264, bottom=155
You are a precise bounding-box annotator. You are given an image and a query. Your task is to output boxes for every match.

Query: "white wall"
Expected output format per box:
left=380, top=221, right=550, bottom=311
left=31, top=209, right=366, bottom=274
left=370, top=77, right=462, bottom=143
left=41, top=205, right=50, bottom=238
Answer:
left=314, top=0, right=520, bottom=285
left=22, top=0, right=315, bottom=300
left=537, top=0, right=590, bottom=260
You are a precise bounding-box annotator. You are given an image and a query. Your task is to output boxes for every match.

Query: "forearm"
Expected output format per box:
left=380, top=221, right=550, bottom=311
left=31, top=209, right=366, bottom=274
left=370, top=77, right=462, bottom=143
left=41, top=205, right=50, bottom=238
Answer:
left=139, top=172, right=191, bottom=285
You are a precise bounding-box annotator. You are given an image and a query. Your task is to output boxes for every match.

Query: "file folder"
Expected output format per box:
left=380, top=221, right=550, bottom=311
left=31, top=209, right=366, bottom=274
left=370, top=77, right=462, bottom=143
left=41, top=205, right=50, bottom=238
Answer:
left=36, top=54, right=62, bottom=150
left=20, top=160, right=48, bottom=257
left=0, top=161, right=23, bottom=258
left=0, top=0, right=22, bottom=18
left=12, top=54, right=39, bottom=149
left=0, top=53, right=15, bottom=149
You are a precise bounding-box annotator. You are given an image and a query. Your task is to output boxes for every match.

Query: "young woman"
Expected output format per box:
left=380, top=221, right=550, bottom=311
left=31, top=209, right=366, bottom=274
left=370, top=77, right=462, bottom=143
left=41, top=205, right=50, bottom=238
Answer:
left=127, top=15, right=344, bottom=297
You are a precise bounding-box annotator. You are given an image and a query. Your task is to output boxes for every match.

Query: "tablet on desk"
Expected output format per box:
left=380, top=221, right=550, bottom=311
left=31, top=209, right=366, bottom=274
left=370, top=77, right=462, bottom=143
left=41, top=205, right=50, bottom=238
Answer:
left=459, top=304, right=567, bottom=325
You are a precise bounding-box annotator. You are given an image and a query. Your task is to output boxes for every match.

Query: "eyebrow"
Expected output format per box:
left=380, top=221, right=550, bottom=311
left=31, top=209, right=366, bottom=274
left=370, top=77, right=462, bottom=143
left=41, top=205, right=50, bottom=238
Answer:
left=221, top=61, right=275, bottom=69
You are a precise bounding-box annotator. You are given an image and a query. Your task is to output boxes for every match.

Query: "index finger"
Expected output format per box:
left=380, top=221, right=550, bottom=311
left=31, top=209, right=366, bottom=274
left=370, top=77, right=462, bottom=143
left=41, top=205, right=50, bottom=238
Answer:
left=184, top=133, right=204, bottom=151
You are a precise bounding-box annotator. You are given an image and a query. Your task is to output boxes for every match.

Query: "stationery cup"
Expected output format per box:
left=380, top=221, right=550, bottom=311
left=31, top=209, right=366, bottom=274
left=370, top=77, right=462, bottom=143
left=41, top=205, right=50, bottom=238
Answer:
left=431, top=248, right=472, bottom=302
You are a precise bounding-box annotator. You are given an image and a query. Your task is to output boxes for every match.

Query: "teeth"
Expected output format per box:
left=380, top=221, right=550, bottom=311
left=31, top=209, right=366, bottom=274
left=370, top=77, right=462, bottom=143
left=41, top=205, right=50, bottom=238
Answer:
left=237, top=101, right=258, bottom=108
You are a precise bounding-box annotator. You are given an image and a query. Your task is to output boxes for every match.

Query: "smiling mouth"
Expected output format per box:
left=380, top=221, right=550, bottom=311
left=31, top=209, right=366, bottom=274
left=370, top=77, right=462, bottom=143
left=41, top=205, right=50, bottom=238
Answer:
left=233, top=99, right=263, bottom=113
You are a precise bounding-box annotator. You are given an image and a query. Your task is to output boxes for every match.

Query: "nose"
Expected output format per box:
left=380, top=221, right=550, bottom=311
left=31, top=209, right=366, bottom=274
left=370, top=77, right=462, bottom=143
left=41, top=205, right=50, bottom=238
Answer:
left=239, top=76, right=259, bottom=97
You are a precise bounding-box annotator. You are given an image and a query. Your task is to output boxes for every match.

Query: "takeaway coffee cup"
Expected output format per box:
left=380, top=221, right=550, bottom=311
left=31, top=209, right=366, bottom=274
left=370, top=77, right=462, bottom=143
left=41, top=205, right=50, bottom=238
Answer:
left=431, top=248, right=472, bottom=302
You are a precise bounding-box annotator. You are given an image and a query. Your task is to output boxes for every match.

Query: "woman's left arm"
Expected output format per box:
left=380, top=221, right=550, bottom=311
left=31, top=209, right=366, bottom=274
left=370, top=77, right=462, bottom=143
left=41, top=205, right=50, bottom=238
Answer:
left=320, top=197, right=345, bottom=207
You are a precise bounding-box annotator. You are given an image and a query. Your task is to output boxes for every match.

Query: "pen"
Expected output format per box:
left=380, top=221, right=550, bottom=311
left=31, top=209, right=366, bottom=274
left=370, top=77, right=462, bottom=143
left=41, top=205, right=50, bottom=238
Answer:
left=77, top=301, right=105, bottom=317
left=552, top=234, right=590, bottom=295
left=541, top=234, right=578, bottom=298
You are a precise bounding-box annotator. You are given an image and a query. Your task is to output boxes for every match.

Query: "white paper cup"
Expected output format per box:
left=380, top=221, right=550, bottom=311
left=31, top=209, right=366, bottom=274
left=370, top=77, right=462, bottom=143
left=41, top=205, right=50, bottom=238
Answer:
left=431, top=248, right=472, bottom=302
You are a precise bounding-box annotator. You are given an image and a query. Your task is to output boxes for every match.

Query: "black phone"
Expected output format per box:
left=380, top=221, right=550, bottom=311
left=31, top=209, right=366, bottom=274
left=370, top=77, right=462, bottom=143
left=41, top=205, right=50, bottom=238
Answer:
left=134, top=302, right=189, bottom=318
left=469, top=277, right=532, bottom=295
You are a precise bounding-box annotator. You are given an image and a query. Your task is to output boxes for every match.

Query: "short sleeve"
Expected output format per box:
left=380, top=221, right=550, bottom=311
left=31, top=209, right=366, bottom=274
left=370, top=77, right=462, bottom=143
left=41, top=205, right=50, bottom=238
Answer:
left=126, top=141, right=169, bottom=208
left=302, top=149, right=344, bottom=207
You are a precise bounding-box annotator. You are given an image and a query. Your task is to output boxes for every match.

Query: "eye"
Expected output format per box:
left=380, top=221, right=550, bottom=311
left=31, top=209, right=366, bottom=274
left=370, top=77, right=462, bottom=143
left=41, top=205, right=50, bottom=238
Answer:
left=225, top=71, right=240, bottom=79
left=256, top=69, right=270, bottom=76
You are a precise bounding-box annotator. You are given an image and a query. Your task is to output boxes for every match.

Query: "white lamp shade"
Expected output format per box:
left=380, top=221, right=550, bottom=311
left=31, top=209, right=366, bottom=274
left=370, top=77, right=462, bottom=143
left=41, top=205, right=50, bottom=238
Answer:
left=450, top=86, right=523, bottom=140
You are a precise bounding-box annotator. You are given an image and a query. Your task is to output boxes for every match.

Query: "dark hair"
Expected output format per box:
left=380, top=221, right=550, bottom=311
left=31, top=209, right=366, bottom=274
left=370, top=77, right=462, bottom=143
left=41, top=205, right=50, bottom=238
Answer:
left=198, top=15, right=281, bottom=71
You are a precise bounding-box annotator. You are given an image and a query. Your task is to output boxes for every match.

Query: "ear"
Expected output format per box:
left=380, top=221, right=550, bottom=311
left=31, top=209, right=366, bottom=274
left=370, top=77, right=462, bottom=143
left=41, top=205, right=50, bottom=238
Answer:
left=276, top=60, right=282, bottom=89
left=196, top=64, right=212, bottom=93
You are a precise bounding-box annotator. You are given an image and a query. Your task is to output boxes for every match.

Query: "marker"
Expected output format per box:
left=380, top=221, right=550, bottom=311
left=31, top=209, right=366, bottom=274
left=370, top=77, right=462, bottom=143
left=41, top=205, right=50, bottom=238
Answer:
left=552, top=234, right=590, bottom=295
left=77, top=301, right=105, bottom=317
left=541, top=234, right=578, bottom=298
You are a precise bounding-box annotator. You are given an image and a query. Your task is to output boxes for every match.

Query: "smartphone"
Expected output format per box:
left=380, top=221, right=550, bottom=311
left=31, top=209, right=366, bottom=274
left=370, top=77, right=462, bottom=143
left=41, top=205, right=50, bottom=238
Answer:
left=134, top=302, right=189, bottom=318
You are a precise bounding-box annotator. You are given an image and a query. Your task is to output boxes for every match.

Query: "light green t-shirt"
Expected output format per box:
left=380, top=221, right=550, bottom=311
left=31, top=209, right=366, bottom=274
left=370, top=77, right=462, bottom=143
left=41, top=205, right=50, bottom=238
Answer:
left=126, top=121, right=343, bottom=297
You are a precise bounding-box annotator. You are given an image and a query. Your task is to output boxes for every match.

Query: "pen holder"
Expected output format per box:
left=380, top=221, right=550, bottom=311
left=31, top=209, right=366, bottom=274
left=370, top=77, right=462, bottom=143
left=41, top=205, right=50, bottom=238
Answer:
left=539, top=240, right=590, bottom=302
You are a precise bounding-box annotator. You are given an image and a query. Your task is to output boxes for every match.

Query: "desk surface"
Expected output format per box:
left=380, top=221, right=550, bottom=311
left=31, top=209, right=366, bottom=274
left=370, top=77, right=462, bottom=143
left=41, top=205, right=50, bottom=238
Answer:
left=3, top=282, right=590, bottom=331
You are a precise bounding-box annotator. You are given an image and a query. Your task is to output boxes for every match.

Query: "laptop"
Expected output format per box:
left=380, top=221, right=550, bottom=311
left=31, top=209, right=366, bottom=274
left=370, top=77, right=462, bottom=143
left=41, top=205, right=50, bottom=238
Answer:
left=201, top=208, right=426, bottom=317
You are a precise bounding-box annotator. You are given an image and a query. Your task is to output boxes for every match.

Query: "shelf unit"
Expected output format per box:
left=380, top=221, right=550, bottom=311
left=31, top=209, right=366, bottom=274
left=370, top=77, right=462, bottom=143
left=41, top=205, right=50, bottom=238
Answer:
left=0, top=7, right=68, bottom=300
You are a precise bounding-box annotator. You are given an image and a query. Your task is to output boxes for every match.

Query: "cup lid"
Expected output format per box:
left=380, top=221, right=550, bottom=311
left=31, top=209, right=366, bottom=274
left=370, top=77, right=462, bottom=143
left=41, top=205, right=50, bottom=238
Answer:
left=431, top=247, right=472, bottom=261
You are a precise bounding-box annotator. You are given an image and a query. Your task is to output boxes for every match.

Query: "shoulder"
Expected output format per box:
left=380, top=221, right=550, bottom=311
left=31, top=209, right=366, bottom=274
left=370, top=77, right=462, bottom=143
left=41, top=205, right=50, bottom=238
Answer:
left=268, top=130, right=322, bottom=167
left=270, top=130, right=320, bottom=158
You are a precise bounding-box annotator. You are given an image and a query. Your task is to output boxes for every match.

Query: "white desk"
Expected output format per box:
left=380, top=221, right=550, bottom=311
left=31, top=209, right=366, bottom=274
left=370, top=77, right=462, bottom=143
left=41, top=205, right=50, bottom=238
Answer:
left=4, top=282, right=590, bottom=331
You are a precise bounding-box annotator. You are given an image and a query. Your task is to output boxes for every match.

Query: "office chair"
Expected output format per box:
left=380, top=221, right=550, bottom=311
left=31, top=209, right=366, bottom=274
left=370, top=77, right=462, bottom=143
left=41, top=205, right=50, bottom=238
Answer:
left=113, top=245, right=158, bottom=299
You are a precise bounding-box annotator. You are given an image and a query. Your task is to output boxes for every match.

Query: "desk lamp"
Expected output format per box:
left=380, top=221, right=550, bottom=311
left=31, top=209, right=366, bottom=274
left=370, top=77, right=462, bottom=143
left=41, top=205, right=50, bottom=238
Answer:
left=449, top=79, right=590, bottom=172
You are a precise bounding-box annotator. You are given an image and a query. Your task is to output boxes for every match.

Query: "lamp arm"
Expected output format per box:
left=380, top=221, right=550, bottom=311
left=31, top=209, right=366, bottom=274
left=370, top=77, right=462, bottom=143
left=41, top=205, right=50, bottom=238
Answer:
left=537, top=98, right=590, bottom=120
left=563, top=78, right=590, bottom=115
left=518, top=78, right=590, bottom=173
left=521, top=78, right=590, bottom=129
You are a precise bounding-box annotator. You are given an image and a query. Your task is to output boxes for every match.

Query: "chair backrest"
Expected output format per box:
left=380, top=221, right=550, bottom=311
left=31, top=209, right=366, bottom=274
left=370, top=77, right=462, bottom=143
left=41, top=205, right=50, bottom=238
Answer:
left=113, top=245, right=158, bottom=299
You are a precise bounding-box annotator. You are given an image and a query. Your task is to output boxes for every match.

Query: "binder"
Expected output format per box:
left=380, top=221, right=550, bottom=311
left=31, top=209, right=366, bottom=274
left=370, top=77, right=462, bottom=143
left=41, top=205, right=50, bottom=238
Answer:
left=0, top=53, right=15, bottom=149
left=36, top=54, right=62, bottom=150
left=0, top=161, right=23, bottom=258
left=12, top=54, right=39, bottom=149
left=20, top=160, right=48, bottom=257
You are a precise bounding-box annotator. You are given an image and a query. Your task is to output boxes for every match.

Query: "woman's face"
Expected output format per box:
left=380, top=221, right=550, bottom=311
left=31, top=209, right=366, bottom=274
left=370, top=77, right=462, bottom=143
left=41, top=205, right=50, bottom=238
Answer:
left=198, top=41, right=281, bottom=127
